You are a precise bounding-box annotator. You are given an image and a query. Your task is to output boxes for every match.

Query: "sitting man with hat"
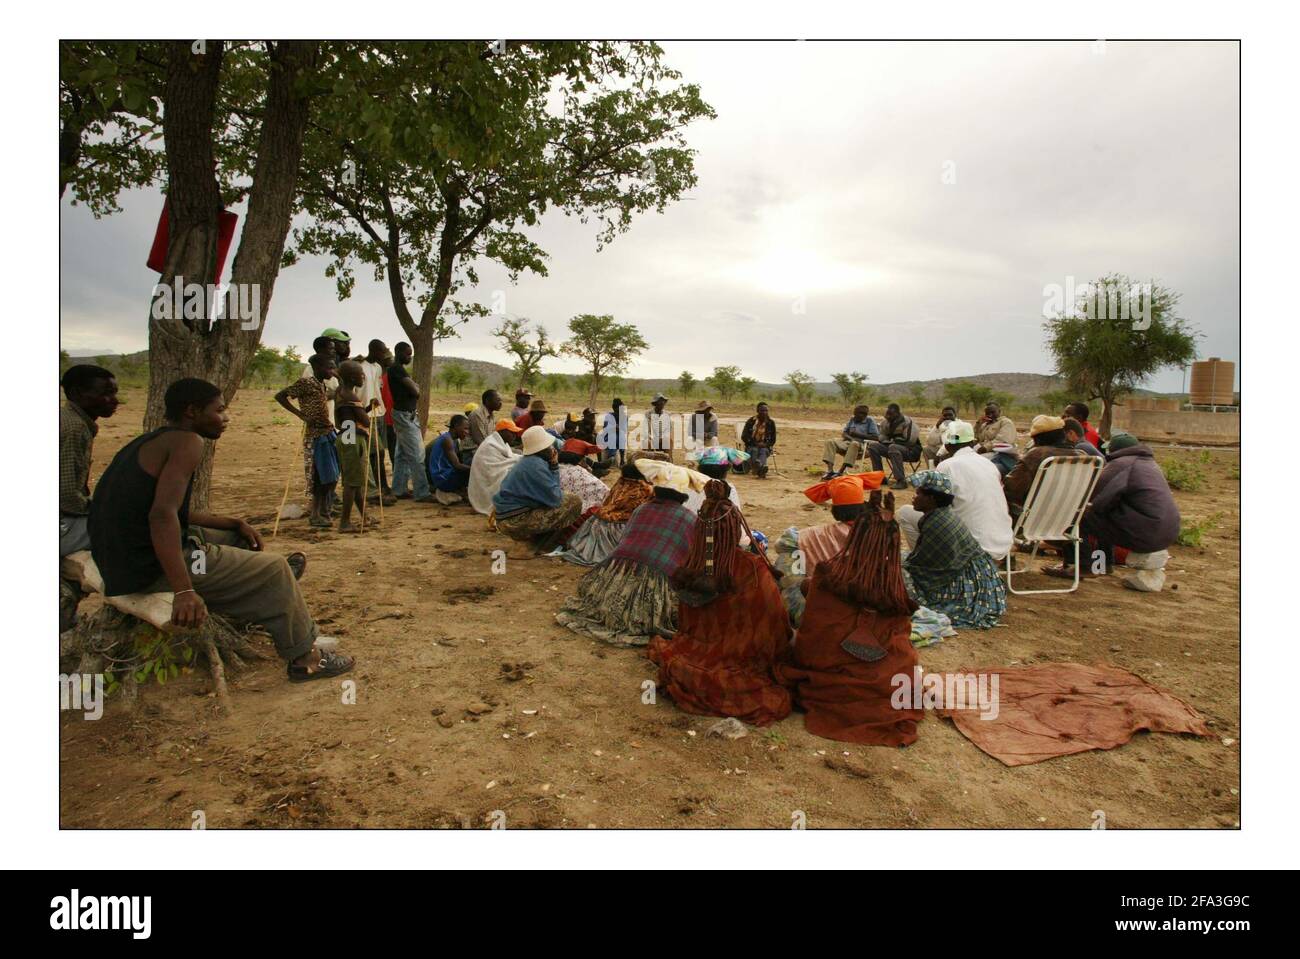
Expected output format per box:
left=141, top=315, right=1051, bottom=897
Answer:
left=896, top=419, right=1013, bottom=562
left=492, top=426, right=584, bottom=549
left=1002, top=414, right=1079, bottom=518
left=686, top=400, right=719, bottom=449
left=516, top=397, right=550, bottom=432
left=510, top=388, right=533, bottom=423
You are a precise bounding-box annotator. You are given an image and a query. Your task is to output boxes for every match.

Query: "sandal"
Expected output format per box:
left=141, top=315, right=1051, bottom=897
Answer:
left=286, top=552, right=307, bottom=580
left=288, top=648, right=355, bottom=683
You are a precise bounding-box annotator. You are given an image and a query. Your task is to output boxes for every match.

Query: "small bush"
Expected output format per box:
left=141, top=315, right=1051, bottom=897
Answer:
left=1176, top=511, right=1223, bottom=549
left=1162, top=458, right=1206, bottom=492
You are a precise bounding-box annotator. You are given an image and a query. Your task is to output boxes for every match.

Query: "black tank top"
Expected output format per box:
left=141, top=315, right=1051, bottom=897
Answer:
left=89, top=427, right=193, bottom=596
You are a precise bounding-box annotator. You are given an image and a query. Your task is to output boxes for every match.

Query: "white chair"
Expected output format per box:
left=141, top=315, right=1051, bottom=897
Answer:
left=1004, top=454, right=1104, bottom=595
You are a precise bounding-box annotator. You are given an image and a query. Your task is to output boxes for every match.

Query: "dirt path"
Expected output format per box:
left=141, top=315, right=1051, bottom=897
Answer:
left=59, top=389, right=1240, bottom=829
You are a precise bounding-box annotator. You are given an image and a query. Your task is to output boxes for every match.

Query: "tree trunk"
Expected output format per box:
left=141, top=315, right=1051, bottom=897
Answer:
left=409, top=324, right=436, bottom=436
left=145, top=41, right=318, bottom=511
left=1098, top=390, right=1115, bottom=440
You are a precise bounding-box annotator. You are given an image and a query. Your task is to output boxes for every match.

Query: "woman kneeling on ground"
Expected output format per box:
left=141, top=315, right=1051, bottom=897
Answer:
left=554, top=461, right=703, bottom=647
left=647, top=480, right=792, bottom=727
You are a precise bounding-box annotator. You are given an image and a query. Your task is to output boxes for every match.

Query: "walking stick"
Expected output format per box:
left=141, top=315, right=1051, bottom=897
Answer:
left=272, top=421, right=307, bottom=539
left=359, top=425, right=371, bottom=535
left=375, top=410, right=385, bottom=526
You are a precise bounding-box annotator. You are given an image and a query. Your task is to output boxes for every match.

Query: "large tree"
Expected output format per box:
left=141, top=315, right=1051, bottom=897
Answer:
left=1043, top=274, right=1198, bottom=436
left=63, top=41, right=322, bottom=508
left=292, top=41, right=714, bottom=427
left=561, top=314, right=648, bottom=408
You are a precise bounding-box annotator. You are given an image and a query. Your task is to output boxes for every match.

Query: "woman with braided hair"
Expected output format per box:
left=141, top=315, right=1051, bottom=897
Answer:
left=773, top=490, right=924, bottom=746
left=647, top=480, right=793, bottom=726
left=555, top=460, right=702, bottom=647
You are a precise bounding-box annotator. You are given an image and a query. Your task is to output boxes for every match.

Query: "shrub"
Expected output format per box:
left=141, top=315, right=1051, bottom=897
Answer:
left=1161, top=458, right=1206, bottom=492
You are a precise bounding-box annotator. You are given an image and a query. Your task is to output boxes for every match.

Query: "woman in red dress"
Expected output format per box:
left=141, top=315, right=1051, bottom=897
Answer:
left=648, top=480, right=792, bottom=726
left=773, top=490, right=923, bottom=746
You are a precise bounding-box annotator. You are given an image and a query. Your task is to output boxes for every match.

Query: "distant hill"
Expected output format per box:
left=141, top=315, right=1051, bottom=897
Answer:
left=61, top=349, right=1173, bottom=404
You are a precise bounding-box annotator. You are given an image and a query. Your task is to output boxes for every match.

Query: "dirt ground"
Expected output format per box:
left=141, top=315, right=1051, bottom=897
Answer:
left=59, top=389, right=1241, bottom=829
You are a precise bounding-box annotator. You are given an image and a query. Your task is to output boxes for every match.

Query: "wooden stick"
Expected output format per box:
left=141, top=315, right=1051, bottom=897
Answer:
left=359, top=426, right=370, bottom=534
left=271, top=422, right=307, bottom=539
left=200, top=628, right=231, bottom=715
left=375, top=412, right=385, bottom=525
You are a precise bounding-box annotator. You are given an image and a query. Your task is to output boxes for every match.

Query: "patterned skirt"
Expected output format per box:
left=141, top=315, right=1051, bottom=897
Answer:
left=555, top=559, right=678, bottom=647
left=903, top=551, right=1007, bottom=629
left=556, top=517, right=627, bottom=567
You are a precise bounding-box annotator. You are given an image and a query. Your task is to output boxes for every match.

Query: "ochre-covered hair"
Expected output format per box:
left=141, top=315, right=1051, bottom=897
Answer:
left=675, top=479, right=760, bottom=594
left=817, top=490, right=917, bottom=615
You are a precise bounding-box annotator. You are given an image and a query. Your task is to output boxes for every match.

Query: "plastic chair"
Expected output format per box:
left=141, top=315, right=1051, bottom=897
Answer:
left=1004, top=454, right=1104, bottom=595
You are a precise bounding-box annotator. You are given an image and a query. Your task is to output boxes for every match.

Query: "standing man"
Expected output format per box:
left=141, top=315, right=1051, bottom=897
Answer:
left=468, top=389, right=503, bottom=451
left=361, top=339, right=396, bottom=505
left=600, top=398, right=628, bottom=467
left=740, top=402, right=777, bottom=479
left=866, top=403, right=922, bottom=490
left=60, top=364, right=121, bottom=555
left=645, top=393, right=674, bottom=459
left=822, top=404, right=879, bottom=479
left=89, top=378, right=353, bottom=683
left=387, top=342, right=434, bottom=502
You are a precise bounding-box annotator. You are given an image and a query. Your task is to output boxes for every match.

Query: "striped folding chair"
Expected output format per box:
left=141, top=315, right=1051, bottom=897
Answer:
left=1005, top=454, right=1104, bottom=595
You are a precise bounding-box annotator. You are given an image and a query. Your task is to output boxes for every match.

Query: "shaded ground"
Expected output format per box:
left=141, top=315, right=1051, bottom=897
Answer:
left=59, top=389, right=1240, bottom=829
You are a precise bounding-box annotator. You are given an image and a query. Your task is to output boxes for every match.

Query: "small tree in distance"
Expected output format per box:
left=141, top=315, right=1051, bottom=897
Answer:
left=784, top=369, right=816, bottom=408
left=561, top=313, right=649, bottom=408
left=677, top=370, right=697, bottom=395
left=492, top=317, right=559, bottom=390
left=1043, top=274, right=1197, bottom=436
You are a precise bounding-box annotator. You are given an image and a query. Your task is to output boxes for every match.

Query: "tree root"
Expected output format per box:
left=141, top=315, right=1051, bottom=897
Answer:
left=62, top=606, right=274, bottom=714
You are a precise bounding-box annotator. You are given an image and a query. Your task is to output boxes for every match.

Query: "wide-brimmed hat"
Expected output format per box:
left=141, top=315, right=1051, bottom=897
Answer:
left=521, top=426, right=554, bottom=456
left=694, top=400, right=713, bottom=413
left=1029, top=414, right=1066, bottom=437
left=652, top=393, right=669, bottom=403
left=529, top=399, right=548, bottom=413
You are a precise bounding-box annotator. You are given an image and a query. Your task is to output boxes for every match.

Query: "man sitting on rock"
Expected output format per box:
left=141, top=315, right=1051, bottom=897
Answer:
left=89, top=377, right=353, bottom=683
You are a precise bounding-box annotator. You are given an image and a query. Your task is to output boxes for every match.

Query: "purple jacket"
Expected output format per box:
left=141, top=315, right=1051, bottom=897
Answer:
left=1087, top=446, right=1180, bottom=552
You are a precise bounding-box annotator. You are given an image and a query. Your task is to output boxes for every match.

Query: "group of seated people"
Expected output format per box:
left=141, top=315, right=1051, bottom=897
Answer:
left=59, top=361, right=1185, bottom=732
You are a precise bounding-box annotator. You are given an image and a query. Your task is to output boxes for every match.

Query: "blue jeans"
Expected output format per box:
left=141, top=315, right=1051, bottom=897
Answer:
left=745, top=445, right=771, bottom=471
left=391, top=410, right=430, bottom=498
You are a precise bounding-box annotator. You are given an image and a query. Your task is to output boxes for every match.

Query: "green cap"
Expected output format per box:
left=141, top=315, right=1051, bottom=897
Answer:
left=1105, top=431, right=1139, bottom=453
left=321, top=328, right=350, bottom=342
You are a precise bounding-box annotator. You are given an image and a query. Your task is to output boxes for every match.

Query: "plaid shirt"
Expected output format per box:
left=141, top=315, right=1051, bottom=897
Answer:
left=905, top=505, right=983, bottom=573
left=59, top=401, right=98, bottom=515
left=608, top=499, right=696, bottom=577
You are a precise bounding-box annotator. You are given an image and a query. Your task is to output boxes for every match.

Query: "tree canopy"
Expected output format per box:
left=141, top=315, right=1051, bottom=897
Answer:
left=561, top=314, right=649, bottom=408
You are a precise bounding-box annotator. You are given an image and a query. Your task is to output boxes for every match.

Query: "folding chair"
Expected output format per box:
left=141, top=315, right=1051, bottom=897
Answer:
left=1004, top=454, right=1104, bottom=595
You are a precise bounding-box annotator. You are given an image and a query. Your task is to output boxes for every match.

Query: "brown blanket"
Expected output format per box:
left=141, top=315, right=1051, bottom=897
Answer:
left=940, top=662, right=1211, bottom=766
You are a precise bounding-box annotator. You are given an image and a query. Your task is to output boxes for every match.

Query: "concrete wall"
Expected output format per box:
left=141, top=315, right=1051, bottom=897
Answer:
left=1110, top=406, right=1239, bottom=445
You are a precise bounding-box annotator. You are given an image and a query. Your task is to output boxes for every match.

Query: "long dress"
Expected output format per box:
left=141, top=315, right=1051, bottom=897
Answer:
left=555, top=498, right=695, bottom=647
left=647, top=550, right=793, bottom=726
left=556, top=478, right=654, bottom=567
left=902, top=505, right=1007, bottom=629
left=773, top=575, right=922, bottom=746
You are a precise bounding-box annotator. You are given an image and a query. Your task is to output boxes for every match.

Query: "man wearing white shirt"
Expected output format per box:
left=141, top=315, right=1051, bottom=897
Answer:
left=896, top=420, right=1013, bottom=561
left=361, top=340, right=395, bottom=500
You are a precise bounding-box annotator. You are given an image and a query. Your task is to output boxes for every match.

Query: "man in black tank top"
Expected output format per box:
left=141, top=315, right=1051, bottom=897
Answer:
left=89, top=378, right=354, bottom=683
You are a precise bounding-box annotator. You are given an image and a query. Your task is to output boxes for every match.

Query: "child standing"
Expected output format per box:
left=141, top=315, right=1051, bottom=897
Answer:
left=334, top=360, right=374, bottom=533
left=276, top=351, right=339, bottom=528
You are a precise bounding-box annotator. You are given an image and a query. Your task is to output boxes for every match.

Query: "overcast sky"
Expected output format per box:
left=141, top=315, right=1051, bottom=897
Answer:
left=60, top=40, right=1239, bottom=393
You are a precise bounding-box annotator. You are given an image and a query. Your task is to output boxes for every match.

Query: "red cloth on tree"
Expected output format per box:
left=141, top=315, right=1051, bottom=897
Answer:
left=647, top=550, right=792, bottom=726
left=147, top=205, right=239, bottom=278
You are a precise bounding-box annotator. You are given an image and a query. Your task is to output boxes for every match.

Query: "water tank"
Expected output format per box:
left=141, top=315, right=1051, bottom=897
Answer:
left=1188, top=358, right=1235, bottom=406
